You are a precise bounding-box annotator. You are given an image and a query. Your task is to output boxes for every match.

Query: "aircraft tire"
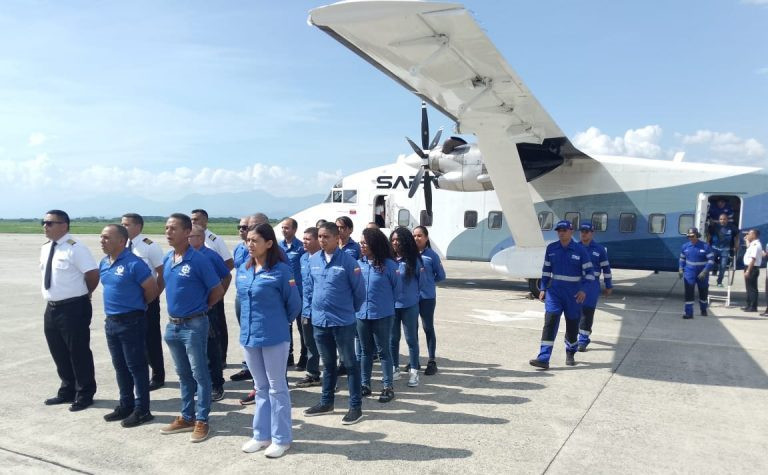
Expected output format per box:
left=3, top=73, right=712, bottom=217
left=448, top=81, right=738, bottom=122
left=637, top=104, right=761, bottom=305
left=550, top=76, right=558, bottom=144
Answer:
left=528, top=279, right=541, bottom=296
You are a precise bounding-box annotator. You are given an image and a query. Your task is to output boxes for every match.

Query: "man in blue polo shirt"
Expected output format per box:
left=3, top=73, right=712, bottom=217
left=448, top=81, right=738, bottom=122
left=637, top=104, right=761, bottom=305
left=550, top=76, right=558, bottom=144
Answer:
left=98, top=224, right=159, bottom=428
left=160, top=213, right=224, bottom=443
left=280, top=218, right=306, bottom=369
left=302, top=222, right=365, bottom=425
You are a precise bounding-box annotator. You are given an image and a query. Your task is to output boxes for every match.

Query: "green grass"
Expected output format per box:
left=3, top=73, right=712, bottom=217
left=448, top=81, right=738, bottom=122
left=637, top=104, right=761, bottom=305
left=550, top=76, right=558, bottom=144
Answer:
left=0, top=218, right=275, bottom=235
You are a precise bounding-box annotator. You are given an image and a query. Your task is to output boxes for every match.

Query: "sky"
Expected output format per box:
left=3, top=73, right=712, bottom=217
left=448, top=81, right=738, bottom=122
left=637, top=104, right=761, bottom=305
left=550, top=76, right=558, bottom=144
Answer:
left=0, top=0, right=766, bottom=217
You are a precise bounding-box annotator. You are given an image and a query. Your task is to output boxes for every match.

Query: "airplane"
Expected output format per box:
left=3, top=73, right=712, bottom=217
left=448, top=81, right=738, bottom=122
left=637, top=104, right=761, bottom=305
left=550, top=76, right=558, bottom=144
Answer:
left=290, top=0, right=767, bottom=294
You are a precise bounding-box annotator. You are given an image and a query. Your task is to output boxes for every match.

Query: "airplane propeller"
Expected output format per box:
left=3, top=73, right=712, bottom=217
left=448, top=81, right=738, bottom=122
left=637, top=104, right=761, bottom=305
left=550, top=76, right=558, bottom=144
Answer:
left=406, top=101, right=442, bottom=218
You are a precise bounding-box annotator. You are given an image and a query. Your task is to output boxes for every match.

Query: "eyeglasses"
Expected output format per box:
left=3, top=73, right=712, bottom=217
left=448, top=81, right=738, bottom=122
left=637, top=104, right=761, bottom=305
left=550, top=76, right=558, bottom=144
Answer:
left=41, top=220, right=65, bottom=226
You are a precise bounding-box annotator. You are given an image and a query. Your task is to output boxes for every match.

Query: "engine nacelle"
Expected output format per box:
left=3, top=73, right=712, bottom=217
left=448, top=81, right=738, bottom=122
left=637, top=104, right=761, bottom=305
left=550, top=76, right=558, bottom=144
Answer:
left=403, top=143, right=494, bottom=191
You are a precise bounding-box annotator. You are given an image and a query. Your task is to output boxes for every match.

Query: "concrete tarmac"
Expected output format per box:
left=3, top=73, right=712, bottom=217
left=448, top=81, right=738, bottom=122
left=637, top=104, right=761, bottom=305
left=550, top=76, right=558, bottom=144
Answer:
left=1, top=233, right=766, bottom=474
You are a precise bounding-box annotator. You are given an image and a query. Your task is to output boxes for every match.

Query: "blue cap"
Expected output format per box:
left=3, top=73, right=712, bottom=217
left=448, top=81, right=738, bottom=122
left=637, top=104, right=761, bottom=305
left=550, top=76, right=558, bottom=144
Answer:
left=554, top=220, right=572, bottom=230
left=579, top=223, right=594, bottom=232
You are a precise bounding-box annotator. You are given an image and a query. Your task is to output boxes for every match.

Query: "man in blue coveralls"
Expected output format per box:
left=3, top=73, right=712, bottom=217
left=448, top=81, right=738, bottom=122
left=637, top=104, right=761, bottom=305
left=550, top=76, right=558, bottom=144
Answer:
left=302, top=222, right=366, bottom=425
left=280, top=218, right=306, bottom=369
left=679, top=227, right=714, bottom=319
left=98, top=224, right=159, bottom=428
left=709, top=213, right=739, bottom=287
left=529, top=220, right=595, bottom=370
left=159, top=213, right=224, bottom=443
left=576, top=223, right=613, bottom=352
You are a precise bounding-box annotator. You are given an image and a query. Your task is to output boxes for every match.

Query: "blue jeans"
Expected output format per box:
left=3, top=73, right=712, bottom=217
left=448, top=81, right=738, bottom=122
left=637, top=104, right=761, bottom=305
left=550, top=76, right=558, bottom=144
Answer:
left=313, top=323, right=361, bottom=409
left=243, top=342, right=292, bottom=445
left=418, top=298, right=437, bottom=361
left=105, top=313, right=149, bottom=412
left=391, top=304, right=420, bottom=369
left=356, top=316, right=394, bottom=389
left=164, top=316, right=211, bottom=422
left=714, top=248, right=730, bottom=285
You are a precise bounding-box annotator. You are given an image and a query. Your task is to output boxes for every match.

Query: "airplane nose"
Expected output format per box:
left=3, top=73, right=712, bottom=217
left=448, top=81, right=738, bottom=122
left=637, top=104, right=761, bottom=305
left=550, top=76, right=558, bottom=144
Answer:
left=403, top=152, right=422, bottom=169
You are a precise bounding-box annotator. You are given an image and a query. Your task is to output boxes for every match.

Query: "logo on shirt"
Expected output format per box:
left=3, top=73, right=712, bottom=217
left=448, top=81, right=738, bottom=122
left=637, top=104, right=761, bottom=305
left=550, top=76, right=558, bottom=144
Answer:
left=592, top=251, right=600, bottom=257
left=115, top=265, right=125, bottom=276
left=571, top=254, right=580, bottom=260
left=180, top=264, right=191, bottom=277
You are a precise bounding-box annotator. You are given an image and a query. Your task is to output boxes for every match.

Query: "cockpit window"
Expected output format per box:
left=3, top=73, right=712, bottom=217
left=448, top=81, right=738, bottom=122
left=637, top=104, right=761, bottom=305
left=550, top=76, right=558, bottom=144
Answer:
left=332, top=190, right=343, bottom=203
left=324, top=192, right=333, bottom=203
left=343, top=190, right=357, bottom=203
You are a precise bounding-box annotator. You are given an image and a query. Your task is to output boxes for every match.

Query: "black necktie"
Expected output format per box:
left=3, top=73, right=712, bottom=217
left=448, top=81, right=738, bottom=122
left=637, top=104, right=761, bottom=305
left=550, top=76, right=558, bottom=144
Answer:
left=128, top=240, right=133, bottom=251
left=44, top=241, right=57, bottom=290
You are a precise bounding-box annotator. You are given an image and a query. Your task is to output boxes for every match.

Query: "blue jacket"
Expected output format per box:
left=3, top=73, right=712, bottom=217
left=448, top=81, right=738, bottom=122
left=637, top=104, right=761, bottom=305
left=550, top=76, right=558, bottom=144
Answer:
left=357, top=257, right=400, bottom=320
left=577, top=240, right=612, bottom=289
left=419, top=247, right=446, bottom=299
left=300, top=251, right=315, bottom=317
left=341, top=239, right=361, bottom=260
left=540, top=240, right=595, bottom=292
left=236, top=261, right=301, bottom=347
left=711, top=223, right=739, bottom=251
left=394, top=257, right=426, bottom=308
left=679, top=240, right=714, bottom=279
left=303, top=248, right=365, bottom=327
left=196, top=245, right=231, bottom=281
left=279, top=237, right=305, bottom=294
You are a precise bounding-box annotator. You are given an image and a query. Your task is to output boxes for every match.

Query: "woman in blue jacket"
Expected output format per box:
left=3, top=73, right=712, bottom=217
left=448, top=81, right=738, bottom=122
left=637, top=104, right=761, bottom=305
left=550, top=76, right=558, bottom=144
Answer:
left=357, top=228, right=401, bottom=403
left=389, top=227, right=425, bottom=388
left=413, top=226, right=446, bottom=376
left=237, top=223, right=301, bottom=459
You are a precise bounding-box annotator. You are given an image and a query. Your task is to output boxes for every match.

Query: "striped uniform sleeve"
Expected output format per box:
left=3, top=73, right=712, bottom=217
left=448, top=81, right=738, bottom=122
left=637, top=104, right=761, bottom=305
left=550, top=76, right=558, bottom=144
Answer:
left=600, top=247, right=613, bottom=289
left=704, top=245, right=715, bottom=272
left=540, top=245, right=552, bottom=290
left=580, top=247, right=596, bottom=289
left=679, top=246, right=687, bottom=270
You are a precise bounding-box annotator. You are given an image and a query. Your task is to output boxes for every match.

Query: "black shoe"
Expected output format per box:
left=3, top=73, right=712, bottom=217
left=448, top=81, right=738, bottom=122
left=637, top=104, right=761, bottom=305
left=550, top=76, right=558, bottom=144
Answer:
left=341, top=407, right=363, bottom=425
left=104, top=405, right=133, bottom=422
left=424, top=361, right=438, bottom=376
left=230, top=369, right=252, bottom=381
left=294, top=375, right=322, bottom=388
left=304, top=403, right=334, bottom=417
left=336, top=365, right=347, bottom=376
left=121, top=410, right=154, bottom=428
left=44, top=395, right=74, bottom=406
left=240, top=390, right=256, bottom=405
left=148, top=379, right=165, bottom=391
left=577, top=345, right=587, bottom=352
left=529, top=359, right=549, bottom=370
left=701, top=309, right=708, bottom=317
left=683, top=314, right=694, bottom=319
left=565, top=352, right=576, bottom=366
left=378, top=387, right=394, bottom=403
left=361, top=385, right=372, bottom=397
left=211, top=386, right=224, bottom=402
left=69, top=400, right=94, bottom=412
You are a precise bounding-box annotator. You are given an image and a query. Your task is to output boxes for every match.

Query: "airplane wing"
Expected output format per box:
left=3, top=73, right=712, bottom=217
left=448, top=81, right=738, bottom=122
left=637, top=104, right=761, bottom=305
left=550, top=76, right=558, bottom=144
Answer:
left=309, top=0, right=584, bottom=253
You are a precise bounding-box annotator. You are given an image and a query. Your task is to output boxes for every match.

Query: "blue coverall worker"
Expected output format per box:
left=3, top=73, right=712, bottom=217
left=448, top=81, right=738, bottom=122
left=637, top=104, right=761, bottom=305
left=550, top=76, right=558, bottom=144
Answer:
left=709, top=214, right=739, bottom=287
left=575, top=223, right=613, bottom=351
left=679, top=227, right=714, bottom=319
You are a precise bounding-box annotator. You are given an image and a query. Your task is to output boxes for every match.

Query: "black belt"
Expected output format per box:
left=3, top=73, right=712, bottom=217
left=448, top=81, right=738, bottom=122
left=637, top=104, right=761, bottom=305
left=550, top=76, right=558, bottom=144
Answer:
left=107, top=310, right=145, bottom=319
left=47, top=295, right=88, bottom=307
left=168, top=311, right=207, bottom=325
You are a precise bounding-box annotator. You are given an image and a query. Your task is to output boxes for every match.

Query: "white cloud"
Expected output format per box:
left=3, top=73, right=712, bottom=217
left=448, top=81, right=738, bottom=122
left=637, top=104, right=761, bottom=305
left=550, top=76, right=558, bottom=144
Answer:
left=28, top=132, right=47, bottom=146
left=680, top=129, right=766, bottom=159
left=573, top=125, right=662, bottom=158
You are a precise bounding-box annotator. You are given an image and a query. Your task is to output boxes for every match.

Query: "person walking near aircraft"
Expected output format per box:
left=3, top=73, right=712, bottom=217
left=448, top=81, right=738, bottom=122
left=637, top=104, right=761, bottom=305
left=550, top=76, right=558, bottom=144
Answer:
left=160, top=213, right=224, bottom=443
left=237, top=223, right=301, bottom=458
left=121, top=212, right=166, bottom=391
left=336, top=216, right=361, bottom=260
left=709, top=213, right=739, bottom=287
left=230, top=215, right=253, bottom=385
left=389, top=227, right=426, bottom=386
left=189, top=225, right=232, bottom=402
left=98, top=224, right=158, bottom=427
left=40, top=209, right=100, bottom=411
left=575, top=223, right=612, bottom=352
left=678, top=227, right=714, bottom=319
left=302, top=222, right=366, bottom=425
left=357, top=228, right=400, bottom=402
left=280, top=218, right=306, bottom=369
left=412, top=226, right=445, bottom=375
left=529, top=220, right=594, bottom=370
left=295, top=227, right=323, bottom=388
left=742, top=229, right=762, bottom=313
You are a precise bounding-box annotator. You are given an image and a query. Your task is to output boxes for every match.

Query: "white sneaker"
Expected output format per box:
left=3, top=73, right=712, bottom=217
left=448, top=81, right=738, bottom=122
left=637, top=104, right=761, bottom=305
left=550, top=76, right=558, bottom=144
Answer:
left=392, top=366, right=401, bottom=380
left=242, top=439, right=271, bottom=453
left=264, top=443, right=290, bottom=458
left=407, top=368, right=419, bottom=387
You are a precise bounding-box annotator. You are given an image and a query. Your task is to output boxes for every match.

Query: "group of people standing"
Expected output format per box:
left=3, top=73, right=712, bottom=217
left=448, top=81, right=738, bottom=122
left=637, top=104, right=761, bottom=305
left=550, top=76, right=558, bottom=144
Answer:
left=38, top=209, right=445, bottom=459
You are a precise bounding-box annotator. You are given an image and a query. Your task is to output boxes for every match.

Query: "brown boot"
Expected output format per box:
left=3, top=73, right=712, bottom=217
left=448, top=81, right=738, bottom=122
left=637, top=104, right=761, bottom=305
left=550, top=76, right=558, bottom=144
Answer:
left=160, top=416, right=195, bottom=434
left=190, top=421, right=210, bottom=443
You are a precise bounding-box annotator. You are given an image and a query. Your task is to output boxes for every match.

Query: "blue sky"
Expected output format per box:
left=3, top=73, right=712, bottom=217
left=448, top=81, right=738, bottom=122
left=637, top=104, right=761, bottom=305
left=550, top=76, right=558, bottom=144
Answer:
left=1, top=0, right=766, bottom=216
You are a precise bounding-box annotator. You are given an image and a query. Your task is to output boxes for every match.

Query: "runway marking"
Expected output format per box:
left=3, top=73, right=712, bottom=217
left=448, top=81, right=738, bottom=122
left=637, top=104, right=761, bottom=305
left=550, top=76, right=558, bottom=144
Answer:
left=603, top=302, right=626, bottom=310
left=468, top=309, right=541, bottom=322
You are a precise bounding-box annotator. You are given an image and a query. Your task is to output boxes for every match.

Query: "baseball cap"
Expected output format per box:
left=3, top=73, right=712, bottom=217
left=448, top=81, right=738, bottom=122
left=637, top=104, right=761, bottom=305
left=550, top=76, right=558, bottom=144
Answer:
left=686, top=227, right=700, bottom=237
left=554, top=220, right=572, bottom=231
left=579, top=223, right=594, bottom=232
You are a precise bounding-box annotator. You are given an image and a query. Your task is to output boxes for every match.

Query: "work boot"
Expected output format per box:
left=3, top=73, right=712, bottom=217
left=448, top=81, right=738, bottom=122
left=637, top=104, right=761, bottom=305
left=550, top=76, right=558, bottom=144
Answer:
left=528, top=359, right=549, bottom=370
left=565, top=352, right=576, bottom=366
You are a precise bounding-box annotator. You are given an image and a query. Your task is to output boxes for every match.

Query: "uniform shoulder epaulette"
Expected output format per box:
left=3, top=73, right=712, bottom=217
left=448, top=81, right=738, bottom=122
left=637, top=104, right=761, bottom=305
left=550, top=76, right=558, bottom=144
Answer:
left=143, top=237, right=153, bottom=244
left=209, top=234, right=217, bottom=241
left=67, top=239, right=77, bottom=245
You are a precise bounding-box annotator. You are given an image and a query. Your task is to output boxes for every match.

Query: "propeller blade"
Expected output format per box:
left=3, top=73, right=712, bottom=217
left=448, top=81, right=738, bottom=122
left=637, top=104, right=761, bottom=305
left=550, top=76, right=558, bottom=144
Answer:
left=428, top=127, right=443, bottom=151
left=421, top=101, right=429, bottom=150
left=406, top=137, right=427, bottom=158
left=408, top=167, right=425, bottom=198
left=423, top=169, right=433, bottom=217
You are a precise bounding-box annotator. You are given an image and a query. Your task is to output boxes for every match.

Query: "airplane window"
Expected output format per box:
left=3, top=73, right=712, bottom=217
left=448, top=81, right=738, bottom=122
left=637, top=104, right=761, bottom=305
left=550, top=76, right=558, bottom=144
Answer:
left=464, top=211, right=478, bottom=229
left=398, top=209, right=410, bottom=227
left=324, top=192, right=333, bottom=203
left=591, top=212, right=608, bottom=232
left=488, top=211, right=503, bottom=230
left=343, top=190, right=357, bottom=203
left=649, top=214, right=666, bottom=234
left=678, top=214, right=694, bottom=235
left=332, top=190, right=342, bottom=203
left=565, top=212, right=580, bottom=229
left=419, top=210, right=433, bottom=227
left=619, top=213, right=637, bottom=233
left=538, top=211, right=553, bottom=230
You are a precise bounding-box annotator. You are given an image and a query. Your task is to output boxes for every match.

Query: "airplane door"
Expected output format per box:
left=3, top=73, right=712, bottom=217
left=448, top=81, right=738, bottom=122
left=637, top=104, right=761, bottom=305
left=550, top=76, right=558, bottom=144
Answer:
left=695, top=193, right=710, bottom=240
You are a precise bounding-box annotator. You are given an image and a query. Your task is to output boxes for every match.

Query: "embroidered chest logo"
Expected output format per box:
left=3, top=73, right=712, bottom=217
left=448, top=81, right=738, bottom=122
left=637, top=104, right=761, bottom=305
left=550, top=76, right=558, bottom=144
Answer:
left=571, top=254, right=580, bottom=260
left=179, top=264, right=191, bottom=277
left=115, top=265, right=125, bottom=276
